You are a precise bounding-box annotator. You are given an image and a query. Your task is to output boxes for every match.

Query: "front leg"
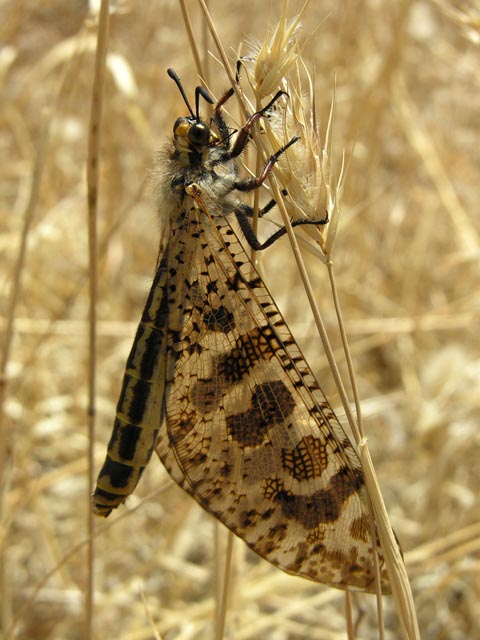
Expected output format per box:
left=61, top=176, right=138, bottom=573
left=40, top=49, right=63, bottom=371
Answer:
left=227, top=90, right=288, bottom=160
left=212, top=90, right=289, bottom=164
left=211, top=59, right=243, bottom=148
left=233, top=136, right=298, bottom=192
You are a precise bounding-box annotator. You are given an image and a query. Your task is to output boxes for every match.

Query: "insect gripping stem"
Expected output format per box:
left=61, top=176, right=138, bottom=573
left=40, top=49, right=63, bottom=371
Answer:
left=92, top=69, right=397, bottom=594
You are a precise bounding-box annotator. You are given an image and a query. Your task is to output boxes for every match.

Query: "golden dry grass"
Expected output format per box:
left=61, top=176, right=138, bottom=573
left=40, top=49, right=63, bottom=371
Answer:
left=1, top=0, right=480, bottom=638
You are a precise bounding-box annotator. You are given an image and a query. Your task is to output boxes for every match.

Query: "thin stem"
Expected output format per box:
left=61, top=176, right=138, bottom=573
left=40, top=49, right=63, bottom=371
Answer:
left=269, top=180, right=360, bottom=439
left=85, top=0, right=110, bottom=637
left=179, top=0, right=205, bottom=79
left=325, top=262, right=364, bottom=436
left=344, top=591, right=355, bottom=640
left=215, top=530, right=234, bottom=640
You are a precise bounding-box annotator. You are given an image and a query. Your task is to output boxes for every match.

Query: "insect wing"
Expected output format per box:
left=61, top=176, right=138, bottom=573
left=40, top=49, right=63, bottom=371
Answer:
left=157, top=196, right=390, bottom=593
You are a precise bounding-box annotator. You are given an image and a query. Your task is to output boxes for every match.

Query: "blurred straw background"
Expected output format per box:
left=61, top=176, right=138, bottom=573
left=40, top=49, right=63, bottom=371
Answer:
left=1, top=0, right=479, bottom=638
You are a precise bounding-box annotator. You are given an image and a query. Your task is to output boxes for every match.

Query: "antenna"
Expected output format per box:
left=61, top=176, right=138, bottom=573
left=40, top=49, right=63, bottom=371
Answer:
left=167, top=68, right=194, bottom=118
left=167, top=68, right=214, bottom=120
left=195, top=85, right=214, bottom=118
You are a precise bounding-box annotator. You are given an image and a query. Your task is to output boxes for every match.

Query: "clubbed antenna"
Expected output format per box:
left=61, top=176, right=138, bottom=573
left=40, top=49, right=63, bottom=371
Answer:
left=167, top=68, right=214, bottom=121
left=167, top=68, right=195, bottom=118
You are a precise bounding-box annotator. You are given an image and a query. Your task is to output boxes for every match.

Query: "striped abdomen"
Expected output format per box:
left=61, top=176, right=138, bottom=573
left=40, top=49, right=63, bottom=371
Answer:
left=92, top=264, right=168, bottom=517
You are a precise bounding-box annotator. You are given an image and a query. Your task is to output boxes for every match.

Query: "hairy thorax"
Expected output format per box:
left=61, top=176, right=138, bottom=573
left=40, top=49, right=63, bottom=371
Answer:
left=156, top=141, right=240, bottom=221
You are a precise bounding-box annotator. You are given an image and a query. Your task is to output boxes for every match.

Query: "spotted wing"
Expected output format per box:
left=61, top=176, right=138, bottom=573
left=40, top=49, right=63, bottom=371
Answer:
left=156, top=198, right=391, bottom=594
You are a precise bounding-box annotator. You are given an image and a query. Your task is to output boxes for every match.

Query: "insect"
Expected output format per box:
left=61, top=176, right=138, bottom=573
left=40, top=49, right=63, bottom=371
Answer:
left=93, top=68, right=392, bottom=593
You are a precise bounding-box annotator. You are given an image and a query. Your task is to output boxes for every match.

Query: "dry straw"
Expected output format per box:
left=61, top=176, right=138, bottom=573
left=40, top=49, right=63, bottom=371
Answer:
left=2, top=0, right=479, bottom=639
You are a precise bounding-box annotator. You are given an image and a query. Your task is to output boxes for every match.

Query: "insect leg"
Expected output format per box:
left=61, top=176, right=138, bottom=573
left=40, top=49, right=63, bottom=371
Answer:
left=235, top=190, right=287, bottom=219
left=228, top=90, right=288, bottom=160
left=234, top=202, right=329, bottom=251
left=233, top=136, right=298, bottom=192
left=212, top=60, right=243, bottom=146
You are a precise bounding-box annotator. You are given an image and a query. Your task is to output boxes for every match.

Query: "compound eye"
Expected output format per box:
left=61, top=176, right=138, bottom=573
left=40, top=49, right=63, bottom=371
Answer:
left=188, top=122, right=210, bottom=146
